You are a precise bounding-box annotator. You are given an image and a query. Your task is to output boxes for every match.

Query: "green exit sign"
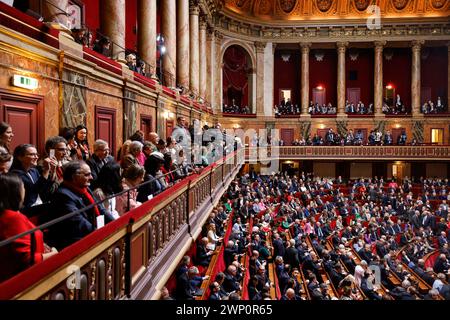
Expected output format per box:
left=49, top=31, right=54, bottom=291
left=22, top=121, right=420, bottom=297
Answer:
left=12, top=74, right=38, bottom=90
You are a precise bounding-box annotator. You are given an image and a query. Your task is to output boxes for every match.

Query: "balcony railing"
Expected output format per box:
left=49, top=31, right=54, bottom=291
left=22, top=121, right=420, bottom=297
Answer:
left=245, top=145, right=450, bottom=161
left=0, top=149, right=244, bottom=300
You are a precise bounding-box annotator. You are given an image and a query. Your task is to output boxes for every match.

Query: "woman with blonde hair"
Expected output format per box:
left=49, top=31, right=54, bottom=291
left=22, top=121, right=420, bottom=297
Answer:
left=116, top=164, right=145, bottom=216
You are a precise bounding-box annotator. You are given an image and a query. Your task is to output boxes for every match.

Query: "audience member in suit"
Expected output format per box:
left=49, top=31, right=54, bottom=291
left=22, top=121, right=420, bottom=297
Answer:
left=196, top=237, right=213, bottom=267
left=47, top=161, right=114, bottom=250
left=223, top=265, right=242, bottom=293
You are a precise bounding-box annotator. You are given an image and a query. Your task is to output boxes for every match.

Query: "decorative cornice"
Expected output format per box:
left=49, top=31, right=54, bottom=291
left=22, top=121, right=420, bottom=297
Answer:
left=213, top=14, right=450, bottom=42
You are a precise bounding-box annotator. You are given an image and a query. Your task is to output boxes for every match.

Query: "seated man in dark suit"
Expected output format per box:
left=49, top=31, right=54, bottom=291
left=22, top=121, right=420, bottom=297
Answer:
left=196, top=237, right=214, bottom=267
left=360, top=270, right=382, bottom=300
left=222, top=265, right=242, bottom=293
left=47, top=161, right=115, bottom=250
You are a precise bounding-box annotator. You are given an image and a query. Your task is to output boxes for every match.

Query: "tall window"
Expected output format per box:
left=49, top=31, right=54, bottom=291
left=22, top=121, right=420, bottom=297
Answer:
left=431, top=128, right=443, bottom=145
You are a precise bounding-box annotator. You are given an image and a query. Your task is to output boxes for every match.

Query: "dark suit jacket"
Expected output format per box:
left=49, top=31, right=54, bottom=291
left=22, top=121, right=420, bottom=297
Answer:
left=196, top=244, right=211, bottom=267
left=273, top=238, right=285, bottom=258
left=10, top=167, right=53, bottom=215
left=47, top=185, right=114, bottom=250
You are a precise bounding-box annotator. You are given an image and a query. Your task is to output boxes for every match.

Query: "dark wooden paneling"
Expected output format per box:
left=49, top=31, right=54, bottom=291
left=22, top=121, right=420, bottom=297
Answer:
left=0, top=89, right=44, bottom=153
left=95, top=106, right=116, bottom=155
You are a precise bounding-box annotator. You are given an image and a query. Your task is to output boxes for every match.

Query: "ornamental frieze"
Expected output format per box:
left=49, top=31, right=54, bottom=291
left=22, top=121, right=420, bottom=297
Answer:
left=221, top=0, right=450, bottom=21
left=353, top=0, right=372, bottom=11
left=279, top=0, right=297, bottom=14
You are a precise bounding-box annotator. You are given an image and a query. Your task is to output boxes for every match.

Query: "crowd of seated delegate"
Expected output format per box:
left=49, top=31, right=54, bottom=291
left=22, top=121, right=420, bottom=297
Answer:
left=167, top=174, right=288, bottom=300
left=308, top=101, right=337, bottom=115
left=0, top=118, right=242, bottom=282
left=382, top=94, right=410, bottom=115
left=222, top=102, right=252, bottom=114
left=345, top=100, right=374, bottom=115
left=274, top=98, right=300, bottom=116
left=250, top=127, right=411, bottom=147
left=421, top=97, right=447, bottom=114
left=169, top=169, right=450, bottom=300
left=71, top=28, right=150, bottom=78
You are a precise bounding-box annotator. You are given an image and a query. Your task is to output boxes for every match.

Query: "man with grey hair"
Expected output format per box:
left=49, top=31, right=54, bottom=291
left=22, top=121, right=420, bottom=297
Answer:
left=86, top=139, right=113, bottom=187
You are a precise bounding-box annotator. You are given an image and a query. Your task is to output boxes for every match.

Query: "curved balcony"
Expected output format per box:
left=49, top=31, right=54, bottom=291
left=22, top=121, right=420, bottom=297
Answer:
left=245, top=145, right=450, bottom=161
left=0, top=150, right=244, bottom=300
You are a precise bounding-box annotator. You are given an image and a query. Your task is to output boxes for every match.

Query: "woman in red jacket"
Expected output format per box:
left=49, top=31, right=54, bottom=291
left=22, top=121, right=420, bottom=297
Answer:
left=0, top=174, right=57, bottom=282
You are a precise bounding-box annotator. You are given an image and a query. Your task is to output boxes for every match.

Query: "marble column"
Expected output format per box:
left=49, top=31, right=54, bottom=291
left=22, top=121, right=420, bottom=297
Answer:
left=300, top=42, right=311, bottom=116
left=161, top=0, right=176, bottom=87
left=337, top=42, right=348, bottom=116
left=206, top=28, right=215, bottom=105
left=255, top=41, right=266, bottom=116
left=214, top=31, right=223, bottom=112
left=43, top=0, right=69, bottom=28
left=263, top=43, right=274, bottom=116
left=411, top=40, right=424, bottom=116
left=374, top=41, right=386, bottom=116
left=199, top=18, right=207, bottom=100
left=138, top=0, right=157, bottom=77
left=176, top=0, right=189, bottom=89
left=189, top=1, right=200, bottom=96
left=100, top=0, right=126, bottom=63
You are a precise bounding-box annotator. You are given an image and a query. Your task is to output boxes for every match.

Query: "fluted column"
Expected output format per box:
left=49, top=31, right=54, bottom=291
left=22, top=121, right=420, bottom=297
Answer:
left=100, top=0, right=126, bottom=62
left=374, top=41, right=386, bottom=116
left=176, top=0, right=189, bottom=89
left=138, top=0, right=157, bottom=77
left=161, top=0, right=176, bottom=87
left=206, top=28, right=215, bottom=105
left=199, top=18, right=207, bottom=100
left=411, top=40, right=424, bottom=116
left=337, top=42, right=348, bottom=116
left=255, top=41, right=266, bottom=116
left=300, top=42, right=311, bottom=117
left=214, top=31, right=223, bottom=112
left=43, top=0, right=69, bottom=28
left=189, top=1, right=200, bottom=96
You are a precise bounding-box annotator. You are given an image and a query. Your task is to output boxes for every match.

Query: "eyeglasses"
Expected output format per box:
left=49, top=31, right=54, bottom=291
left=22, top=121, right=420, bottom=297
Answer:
left=77, top=171, right=92, bottom=177
left=56, top=148, right=67, bottom=151
left=25, top=153, right=39, bottom=157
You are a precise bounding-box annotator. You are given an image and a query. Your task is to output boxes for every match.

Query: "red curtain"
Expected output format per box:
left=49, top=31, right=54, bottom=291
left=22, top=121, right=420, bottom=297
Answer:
left=223, top=46, right=250, bottom=107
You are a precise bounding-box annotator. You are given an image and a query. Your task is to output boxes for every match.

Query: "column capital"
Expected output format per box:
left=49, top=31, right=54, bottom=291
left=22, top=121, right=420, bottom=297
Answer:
left=254, top=41, right=266, bottom=53
left=189, top=0, right=200, bottom=15
left=214, top=30, right=223, bottom=44
left=374, top=40, right=387, bottom=49
left=336, top=41, right=348, bottom=54
left=411, top=40, right=425, bottom=51
left=206, top=27, right=215, bottom=41
left=199, top=16, right=208, bottom=30
left=299, top=42, right=312, bottom=53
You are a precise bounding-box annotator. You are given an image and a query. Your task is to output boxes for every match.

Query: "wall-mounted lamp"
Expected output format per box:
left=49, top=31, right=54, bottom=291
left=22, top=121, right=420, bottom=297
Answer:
left=386, top=84, right=393, bottom=90
left=316, top=85, right=324, bottom=90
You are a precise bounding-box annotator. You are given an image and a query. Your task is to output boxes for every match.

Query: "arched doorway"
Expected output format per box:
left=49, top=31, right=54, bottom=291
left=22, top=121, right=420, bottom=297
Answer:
left=222, top=45, right=253, bottom=114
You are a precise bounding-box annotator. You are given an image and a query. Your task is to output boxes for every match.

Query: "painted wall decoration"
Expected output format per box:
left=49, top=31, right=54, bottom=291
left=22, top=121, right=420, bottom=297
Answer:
left=62, top=71, right=87, bottom=128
